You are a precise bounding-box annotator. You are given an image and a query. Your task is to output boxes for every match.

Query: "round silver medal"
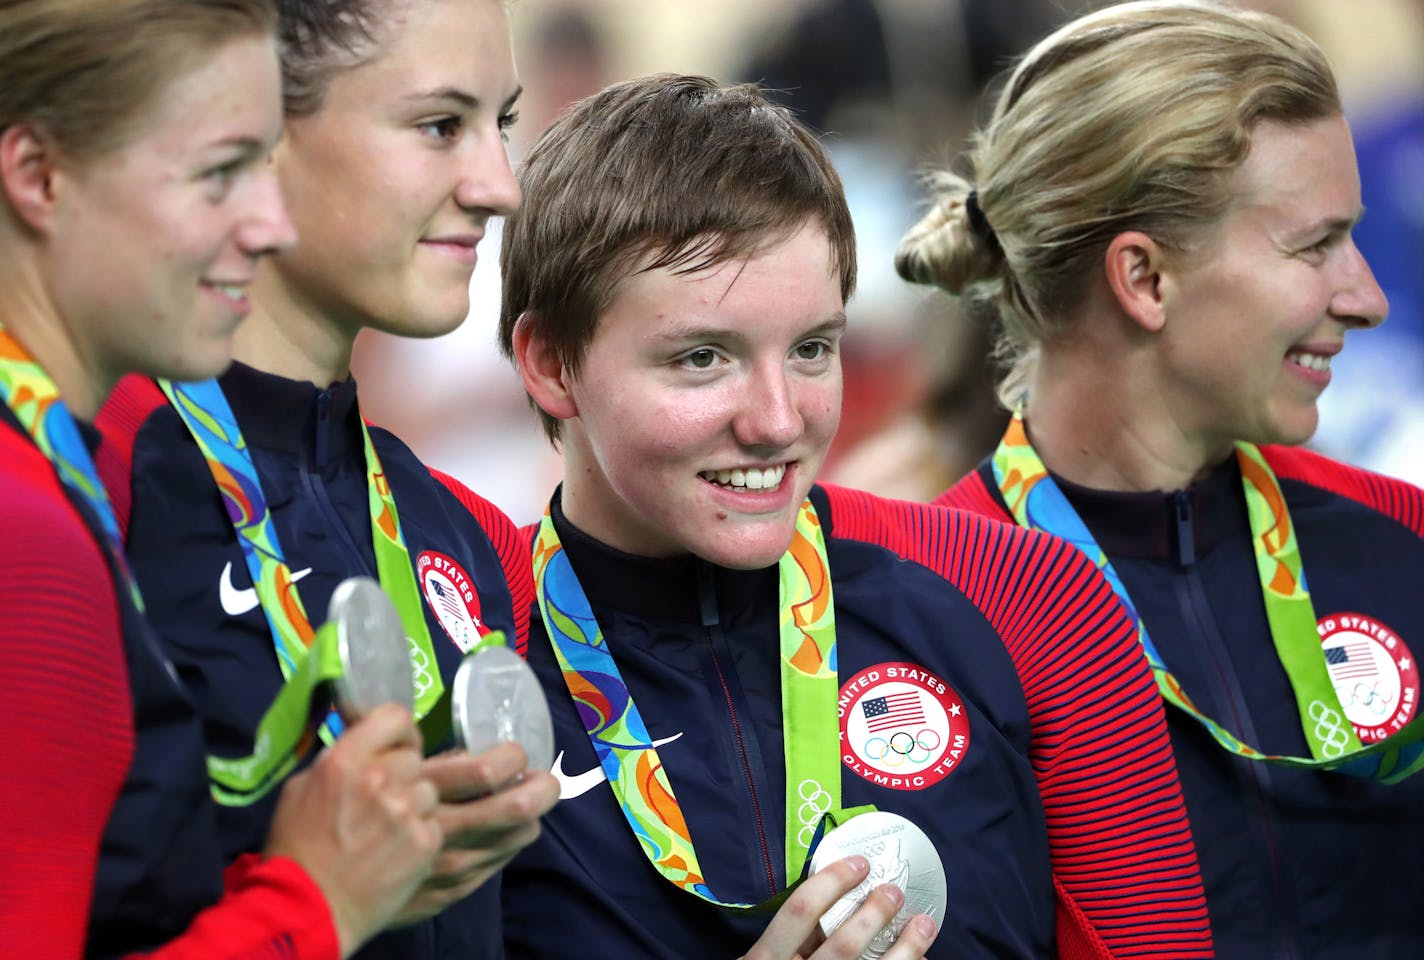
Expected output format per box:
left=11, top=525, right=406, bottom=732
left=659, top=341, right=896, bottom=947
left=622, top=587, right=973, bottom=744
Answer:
left=328, top=576, right=415, bottom=721
left=808, top=811, right=947, bottom=959
left=451, top=645, right=555, bottom=771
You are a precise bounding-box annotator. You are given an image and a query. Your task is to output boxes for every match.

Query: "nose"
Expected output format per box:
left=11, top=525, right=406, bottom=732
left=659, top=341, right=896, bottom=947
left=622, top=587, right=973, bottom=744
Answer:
left=454, top=130, right=521, bottom=218
left=236, top=165, right=297, bottom=258
left=1332, top=239, right=1388, bottom=329
left=731, top=364, right=804, bottom=452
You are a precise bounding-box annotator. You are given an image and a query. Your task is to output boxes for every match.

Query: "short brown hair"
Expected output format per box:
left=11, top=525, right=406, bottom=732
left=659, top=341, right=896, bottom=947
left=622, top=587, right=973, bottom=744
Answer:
left=895, top=0, right=1339, bottom=406
left=499, top=73, right=857, bottom=443
left=0, top=0, right=276, bottom=163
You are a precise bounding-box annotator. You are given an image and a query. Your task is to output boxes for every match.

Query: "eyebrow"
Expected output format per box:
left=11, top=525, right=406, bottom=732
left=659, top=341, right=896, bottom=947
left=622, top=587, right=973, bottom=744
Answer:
left=204, top=135, right=274, bottom=161
left=402, top=85, right=524, bottom=113
left=650, top=312, right=849, bottom=346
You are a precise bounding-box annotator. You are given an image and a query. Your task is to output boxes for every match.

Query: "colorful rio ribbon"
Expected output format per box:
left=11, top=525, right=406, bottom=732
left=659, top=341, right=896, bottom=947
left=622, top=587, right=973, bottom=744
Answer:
left=162, top=377, right=494, bottom=803
left=0, top=332, right=392, bottom=805
left=993, top=414, right=1424, bottom=782
left=0, top=327, right=142, bottom=612
left=534, top=498, right=866, bottom=907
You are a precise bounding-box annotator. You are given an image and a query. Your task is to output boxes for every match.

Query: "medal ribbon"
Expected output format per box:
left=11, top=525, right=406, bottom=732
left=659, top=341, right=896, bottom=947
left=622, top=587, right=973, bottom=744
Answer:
left=161, top=378, right=451, bottom=797
left=0, top=328, right=142, bottom=612
left=993, top=414, right=1424, bottom=781
left=533, top=499, right=848, bottom=906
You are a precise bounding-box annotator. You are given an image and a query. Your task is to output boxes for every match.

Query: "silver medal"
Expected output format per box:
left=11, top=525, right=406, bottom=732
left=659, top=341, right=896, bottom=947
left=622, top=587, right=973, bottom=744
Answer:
left=451, top=645, right=555, bottom=771
left=328, top=576, right=415, bottom=721
left=808, top=811, right=947, bottom=959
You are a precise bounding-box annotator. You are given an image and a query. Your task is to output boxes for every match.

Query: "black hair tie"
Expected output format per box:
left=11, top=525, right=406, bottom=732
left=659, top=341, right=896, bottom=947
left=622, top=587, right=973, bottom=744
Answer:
left=965, top=190, right=998, bottom=249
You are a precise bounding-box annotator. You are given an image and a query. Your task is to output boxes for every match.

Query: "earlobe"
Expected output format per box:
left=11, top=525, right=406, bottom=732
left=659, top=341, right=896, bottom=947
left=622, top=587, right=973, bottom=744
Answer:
left=511, top=312, right=579, bottom=422
left=1104, top=231, right=1167, bottom=333
left=0, top=123, right=61, bottom=234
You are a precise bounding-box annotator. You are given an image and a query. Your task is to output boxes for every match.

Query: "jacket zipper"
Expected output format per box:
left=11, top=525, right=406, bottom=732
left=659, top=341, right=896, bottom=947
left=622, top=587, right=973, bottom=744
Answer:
left=697, top=563, right=779, bottom=897
left=1172, top=491, right=1302, bottom=959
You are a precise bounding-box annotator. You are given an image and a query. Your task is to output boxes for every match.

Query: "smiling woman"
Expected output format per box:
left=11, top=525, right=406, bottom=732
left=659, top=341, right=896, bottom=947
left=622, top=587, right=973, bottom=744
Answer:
left=905, top=2, right=1424, bottom=956
left=0, top=1, right=455, bottom=958
left=95, top=1, right=559, bottom=958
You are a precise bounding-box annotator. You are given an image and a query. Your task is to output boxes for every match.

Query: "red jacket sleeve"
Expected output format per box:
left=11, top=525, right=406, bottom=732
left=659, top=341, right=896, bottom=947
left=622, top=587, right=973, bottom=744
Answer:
left=823, top=485, right=1213, bottom=959
left=429, top=467, right=535, bottom=658
left=129, top=855, right=338, bottom=960
left=0, top=438, right=134, bottom=960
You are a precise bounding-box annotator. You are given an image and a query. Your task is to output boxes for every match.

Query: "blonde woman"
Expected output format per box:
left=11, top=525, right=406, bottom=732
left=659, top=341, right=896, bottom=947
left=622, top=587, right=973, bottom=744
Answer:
left=901, top=2, right=1424, bottom=956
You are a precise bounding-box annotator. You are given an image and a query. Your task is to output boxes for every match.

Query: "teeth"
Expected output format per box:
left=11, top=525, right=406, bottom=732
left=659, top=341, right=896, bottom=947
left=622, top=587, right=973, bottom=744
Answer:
left=210, top=283, right=245, bottom=300
left=1290, top=351, right=1331, bottom=372
left=700, top=464, right=786, bottom=491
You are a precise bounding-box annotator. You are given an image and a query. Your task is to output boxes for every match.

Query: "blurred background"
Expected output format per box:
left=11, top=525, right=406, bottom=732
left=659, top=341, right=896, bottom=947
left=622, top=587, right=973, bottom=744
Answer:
left=351, top=0, right=1424, bottom=524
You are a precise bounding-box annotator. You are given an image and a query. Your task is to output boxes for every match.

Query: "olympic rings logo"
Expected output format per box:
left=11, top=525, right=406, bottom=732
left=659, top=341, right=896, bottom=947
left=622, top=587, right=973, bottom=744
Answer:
left=1308, top=700, right=1352, bottom=757
left=408, top=641, right=437, bottom=699
left=1346, top=681, right=1395, bottom=718
left=796, top=779, right=832, bottom=849
left=861, top=729, right=941, bottom=766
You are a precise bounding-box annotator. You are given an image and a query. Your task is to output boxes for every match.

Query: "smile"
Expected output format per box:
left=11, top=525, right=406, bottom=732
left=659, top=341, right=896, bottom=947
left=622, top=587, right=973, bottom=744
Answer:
left=698, top=464, right=787, bottom=492
left=1286, top=349, right=1332, bottom=372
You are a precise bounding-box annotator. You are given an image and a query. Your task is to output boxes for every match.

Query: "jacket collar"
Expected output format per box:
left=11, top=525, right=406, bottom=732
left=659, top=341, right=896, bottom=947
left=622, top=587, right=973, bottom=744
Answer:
left=548, top=486, right=777, bottom=622
left=1051, top=454, right=1247, bottom=561
left=217, top=360, right=362, bottom=462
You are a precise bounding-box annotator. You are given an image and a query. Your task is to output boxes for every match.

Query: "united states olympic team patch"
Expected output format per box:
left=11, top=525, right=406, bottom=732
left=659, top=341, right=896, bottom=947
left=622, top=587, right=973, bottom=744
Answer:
left=1318, top=611, right=1418, bottom=743
left=839, top=662, right=970, bottom=790
left=417, top=550, right=490, bottom=654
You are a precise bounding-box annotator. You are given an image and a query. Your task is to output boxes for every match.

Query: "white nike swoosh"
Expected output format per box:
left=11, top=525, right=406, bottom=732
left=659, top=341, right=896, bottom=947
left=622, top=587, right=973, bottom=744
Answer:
left=552, top=732, right=684, bottom=800
left=219, top=561, right=313, bottom=617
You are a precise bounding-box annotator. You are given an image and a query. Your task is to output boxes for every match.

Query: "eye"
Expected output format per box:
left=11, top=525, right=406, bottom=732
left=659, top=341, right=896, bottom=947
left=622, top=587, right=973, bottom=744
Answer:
left=679, top=347, right=720, bottom=370
left=498, top=109, right=521, bottom=143
left=794, top=339, right=831, bottom=362
left=418, top=116, right=463, bottom=143
left=201, top=159, right=245, bottom=203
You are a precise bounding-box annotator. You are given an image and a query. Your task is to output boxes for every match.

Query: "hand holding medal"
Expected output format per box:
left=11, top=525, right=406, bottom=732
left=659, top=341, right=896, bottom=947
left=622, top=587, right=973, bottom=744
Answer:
left=394, top=643, right=560, bottom=925
left=740, top=817, right=942, bottom=960
left=808, top=813, right=947, bottom=960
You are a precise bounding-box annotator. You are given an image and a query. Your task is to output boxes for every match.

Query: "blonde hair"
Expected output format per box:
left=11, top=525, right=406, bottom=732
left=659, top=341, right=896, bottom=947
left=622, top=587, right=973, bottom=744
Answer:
left=895, top=0, right=1339, bottom=406
left=0, top=0, right=276, bottom=163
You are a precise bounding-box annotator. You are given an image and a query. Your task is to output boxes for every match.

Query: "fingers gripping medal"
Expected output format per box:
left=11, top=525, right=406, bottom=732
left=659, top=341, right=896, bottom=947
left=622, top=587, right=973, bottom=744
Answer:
left=452, top=645, right=555, bottom=771
left=205, top=576, right=416, bottom=806
left=809, top=812, right=947, bottom=960
left=329, top=575, right=416, bottom=721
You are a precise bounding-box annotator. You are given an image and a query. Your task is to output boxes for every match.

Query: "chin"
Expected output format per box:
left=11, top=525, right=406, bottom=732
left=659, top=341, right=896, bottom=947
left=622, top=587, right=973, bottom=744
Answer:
left=387, top=301, right=469, bottom=339
left=692, top=522, right=799, bottom=571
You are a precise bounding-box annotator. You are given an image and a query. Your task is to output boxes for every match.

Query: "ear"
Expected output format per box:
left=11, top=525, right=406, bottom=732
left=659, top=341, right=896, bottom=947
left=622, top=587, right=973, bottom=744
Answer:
left=0, top=123, right=62, bottom=234
left=511, top=312, right=580, bottom=422
left=1103, top=231, right=1167, bottom=333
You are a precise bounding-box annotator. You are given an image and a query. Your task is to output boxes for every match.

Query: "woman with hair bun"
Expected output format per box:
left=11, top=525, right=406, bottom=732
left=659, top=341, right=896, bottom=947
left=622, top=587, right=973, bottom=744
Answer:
left=902, top=1, right=1424, bottom=955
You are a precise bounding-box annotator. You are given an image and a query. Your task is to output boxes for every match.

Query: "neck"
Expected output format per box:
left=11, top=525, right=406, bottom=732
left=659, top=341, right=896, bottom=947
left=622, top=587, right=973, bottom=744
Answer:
left=0, top=259, right=108, bottom=421
left=1025, top=342, right=1232, bottom=493
left=234, top=264, right=355, bottom=387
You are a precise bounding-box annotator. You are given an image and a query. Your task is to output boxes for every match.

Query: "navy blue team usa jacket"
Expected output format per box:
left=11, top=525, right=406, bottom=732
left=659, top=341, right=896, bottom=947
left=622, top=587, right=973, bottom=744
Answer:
left=501, top=484, right=1214, bottom=959
left=98, top=363, right=535, bottom=960
left=944, top=444, right=1424, bottom=960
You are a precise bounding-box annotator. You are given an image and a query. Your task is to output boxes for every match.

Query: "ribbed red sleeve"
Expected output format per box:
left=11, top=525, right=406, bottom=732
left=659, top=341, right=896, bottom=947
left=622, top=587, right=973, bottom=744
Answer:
left=823, top=485, right=1213, bottom=959
left=0, top=431, right=134, bottom=960
left=934, top=467, right=1008, bottom=520
left=127, top=854, right=338, bottom=960
left=429, top=468, right=534, bottom=658
left=1262, top=444, right=1423, bottom=537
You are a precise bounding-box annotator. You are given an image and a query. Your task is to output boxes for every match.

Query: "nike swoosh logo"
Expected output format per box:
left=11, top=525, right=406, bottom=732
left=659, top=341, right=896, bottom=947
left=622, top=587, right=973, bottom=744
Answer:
left=219, top=561, right=312, bottom=617
left=552, top=732, right=684, bottom=800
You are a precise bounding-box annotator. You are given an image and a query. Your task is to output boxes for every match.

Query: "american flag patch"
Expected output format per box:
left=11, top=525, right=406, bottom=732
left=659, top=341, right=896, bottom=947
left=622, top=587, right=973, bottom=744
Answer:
left=1325, top=641, right=1379, bottom=681
left=862, top=692, right=926, bottom=732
